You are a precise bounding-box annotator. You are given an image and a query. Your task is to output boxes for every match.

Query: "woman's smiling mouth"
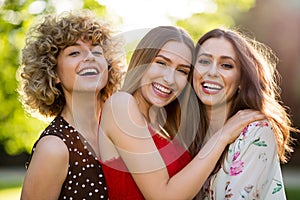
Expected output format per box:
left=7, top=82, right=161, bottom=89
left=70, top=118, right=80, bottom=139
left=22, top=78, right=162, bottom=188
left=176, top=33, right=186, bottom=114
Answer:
left=152, top=82, right=173, bottom=97
left=78, top=67, right=99, bottom=76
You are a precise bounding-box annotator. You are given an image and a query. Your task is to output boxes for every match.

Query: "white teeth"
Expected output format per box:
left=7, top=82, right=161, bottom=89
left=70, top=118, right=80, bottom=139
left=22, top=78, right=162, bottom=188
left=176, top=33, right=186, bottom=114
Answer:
left=203, top=83, right=222, bottom=90
left=153, top=83, right=171, bottom=94
left=78, top=68, right=98, bottom=76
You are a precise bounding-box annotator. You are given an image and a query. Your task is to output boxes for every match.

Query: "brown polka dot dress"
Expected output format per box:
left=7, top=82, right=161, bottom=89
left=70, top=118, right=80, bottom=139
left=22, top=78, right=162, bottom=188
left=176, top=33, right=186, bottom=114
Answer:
left=25, top=116, right=108, bottom=199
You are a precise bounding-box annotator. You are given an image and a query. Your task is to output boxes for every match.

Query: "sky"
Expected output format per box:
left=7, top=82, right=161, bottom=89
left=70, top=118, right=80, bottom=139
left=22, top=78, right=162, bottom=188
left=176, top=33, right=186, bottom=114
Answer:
left=39, top=0, right=217, bottom=31
left=26, top=0, right=217, bottom=47
left=97, top=0, right=217, bottom=31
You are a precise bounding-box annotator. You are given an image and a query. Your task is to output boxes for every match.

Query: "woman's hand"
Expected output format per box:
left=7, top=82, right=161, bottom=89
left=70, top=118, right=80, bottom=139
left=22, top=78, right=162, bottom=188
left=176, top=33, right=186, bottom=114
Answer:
left=220, top=109, right=265, bottom=144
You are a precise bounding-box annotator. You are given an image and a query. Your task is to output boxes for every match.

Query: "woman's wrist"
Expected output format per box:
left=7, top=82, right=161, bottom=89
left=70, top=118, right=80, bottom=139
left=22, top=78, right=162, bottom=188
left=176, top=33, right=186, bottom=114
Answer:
left=196, top=130, right=228, bottom=160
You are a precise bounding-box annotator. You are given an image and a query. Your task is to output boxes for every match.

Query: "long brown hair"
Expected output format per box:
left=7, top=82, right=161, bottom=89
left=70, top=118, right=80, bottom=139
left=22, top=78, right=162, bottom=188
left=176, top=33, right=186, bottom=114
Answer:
left=191, top=28, right=296, bottom=164
left=122, top=26, right=200, bottom=147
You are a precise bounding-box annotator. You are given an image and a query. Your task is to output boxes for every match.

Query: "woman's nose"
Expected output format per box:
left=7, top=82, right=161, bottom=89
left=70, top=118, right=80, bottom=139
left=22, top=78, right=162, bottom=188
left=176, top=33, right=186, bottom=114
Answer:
left=163, top=67, right=175, bottom=84
left=207, top=62, right=218, bottom=76
left=83, top=51, right=95, bottom=62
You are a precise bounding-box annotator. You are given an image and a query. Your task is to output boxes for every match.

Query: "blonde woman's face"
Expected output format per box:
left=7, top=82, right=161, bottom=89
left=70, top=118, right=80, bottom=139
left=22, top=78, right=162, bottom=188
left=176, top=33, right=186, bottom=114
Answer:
left=193, top=37, right=241, bottom=108
left=56, top=39, right=109, bottom=95
left=138, top=41, right=192, bottom=108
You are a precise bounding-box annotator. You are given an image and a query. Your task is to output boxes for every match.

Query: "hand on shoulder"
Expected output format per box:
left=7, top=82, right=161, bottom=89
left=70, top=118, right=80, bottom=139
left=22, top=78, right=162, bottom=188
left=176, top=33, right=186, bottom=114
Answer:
left=239, top=119, right=274, bottom=141
left=220, top=109, right=266, bottom=144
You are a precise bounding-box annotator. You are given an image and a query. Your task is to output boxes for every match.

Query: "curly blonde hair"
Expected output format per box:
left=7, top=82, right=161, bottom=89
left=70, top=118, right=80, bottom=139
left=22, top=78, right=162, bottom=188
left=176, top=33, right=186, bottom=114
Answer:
left=18, top=10, right=125, bottom=119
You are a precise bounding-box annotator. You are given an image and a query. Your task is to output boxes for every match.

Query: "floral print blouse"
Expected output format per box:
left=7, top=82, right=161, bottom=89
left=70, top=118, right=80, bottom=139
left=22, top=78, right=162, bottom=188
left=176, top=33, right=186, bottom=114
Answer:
left=203, top=120, right=286, bottom=200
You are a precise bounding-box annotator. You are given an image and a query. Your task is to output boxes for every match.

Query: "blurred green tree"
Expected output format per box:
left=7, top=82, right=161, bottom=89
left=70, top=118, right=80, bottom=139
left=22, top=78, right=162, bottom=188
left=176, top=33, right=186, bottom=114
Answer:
left=177, top=0, right=255, bottom=41
left=0, top=0, right=49, bottom=155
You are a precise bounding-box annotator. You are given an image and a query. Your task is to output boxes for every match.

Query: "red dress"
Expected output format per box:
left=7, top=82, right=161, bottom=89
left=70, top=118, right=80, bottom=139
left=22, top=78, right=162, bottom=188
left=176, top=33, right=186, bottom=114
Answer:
left=100, top=126, right=191, bottom=200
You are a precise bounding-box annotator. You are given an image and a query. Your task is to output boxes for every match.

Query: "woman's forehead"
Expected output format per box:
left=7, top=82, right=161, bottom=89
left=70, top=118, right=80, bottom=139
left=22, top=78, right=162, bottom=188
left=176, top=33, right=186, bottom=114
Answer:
left=158, top=41, right=192, bottom=65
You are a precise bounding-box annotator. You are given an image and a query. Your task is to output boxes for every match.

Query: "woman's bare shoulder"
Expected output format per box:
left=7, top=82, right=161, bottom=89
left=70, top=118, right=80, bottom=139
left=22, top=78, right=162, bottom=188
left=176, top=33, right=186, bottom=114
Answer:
left=104, top=91, right=139, bottom=112
left=108, top=91, right=136, bottom=103
left=35, top=135, right=69, bottom=159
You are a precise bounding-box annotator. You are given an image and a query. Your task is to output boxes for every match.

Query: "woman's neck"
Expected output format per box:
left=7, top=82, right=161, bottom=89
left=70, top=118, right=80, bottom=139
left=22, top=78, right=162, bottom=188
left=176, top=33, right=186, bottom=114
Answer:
left=133, top=89, right=160, bottom=128
left=61, top=92, right=101, bottom=138
left=205, top=103, right=230, bottom=141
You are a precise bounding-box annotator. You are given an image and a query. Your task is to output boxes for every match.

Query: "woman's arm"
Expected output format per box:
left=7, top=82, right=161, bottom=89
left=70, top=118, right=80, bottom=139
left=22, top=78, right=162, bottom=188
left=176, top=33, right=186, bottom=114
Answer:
left=21, top=136, right=69, bottom=200
left=99, top=92, right=265, bottom=200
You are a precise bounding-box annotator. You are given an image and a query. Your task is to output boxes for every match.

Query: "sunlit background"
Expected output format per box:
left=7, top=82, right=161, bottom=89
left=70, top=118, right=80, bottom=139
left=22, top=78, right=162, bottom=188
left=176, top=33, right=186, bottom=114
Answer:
left=25, top=0, right=219, bottom=29
left=0, top=0, right=299, bottom=199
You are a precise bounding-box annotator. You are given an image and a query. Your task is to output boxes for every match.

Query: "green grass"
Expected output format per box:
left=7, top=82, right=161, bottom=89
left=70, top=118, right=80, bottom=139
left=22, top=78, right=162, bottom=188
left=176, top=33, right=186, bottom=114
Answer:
left=0, top=182, right=21, bottom=200
left=1, top=185, right=300, bottom=199
left=0, top=173, right=299, bottom=199
left=0, top=186, right=21, bottom=200
left=0, top=181, right=22, bottom=190
left=286, top=187, right=300, bottom=200
left=0, top=167, right=24, bottom=200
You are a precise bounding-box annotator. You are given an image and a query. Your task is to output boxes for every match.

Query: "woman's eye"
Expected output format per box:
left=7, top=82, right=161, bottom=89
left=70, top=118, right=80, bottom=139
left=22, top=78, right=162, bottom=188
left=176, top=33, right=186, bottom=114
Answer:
left=92, top=51, right=103, bottom=56
left=177, top=69, right=189, bottom=75
left=221, top=63, right=233, bottom=69
left=68, top=51, right=80, bottom=56
left=156, top=60, right=167, bottom=66
left=198, top=59, right=210, bottom=65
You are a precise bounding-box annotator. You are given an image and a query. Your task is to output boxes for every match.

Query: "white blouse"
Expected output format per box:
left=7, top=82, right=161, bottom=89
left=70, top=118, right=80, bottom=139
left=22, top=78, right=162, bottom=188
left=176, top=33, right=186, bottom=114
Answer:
left=203, top=120, right=286, bottom=200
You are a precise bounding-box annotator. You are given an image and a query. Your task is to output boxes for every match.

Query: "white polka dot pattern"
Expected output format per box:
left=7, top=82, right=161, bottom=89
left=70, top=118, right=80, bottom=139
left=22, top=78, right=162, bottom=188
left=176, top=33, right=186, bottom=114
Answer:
left=26, top=116, right=108, bottom=199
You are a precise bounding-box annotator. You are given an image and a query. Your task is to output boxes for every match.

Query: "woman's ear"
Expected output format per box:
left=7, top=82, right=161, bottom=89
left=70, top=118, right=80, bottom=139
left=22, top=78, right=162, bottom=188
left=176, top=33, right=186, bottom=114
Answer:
left=55, top=73, right=61, bottom=84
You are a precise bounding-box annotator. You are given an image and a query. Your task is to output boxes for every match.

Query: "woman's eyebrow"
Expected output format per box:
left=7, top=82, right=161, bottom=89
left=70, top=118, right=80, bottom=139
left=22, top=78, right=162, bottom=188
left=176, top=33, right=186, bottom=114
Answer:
left=157, top=54, right=191, bottom=68
left=197, top=52, right=212, bottom=58
left=156, top=54, right=171, bottom=62
left=198, top=53, right=237, bottom=64
left=220, top=55, right=237, bottom=64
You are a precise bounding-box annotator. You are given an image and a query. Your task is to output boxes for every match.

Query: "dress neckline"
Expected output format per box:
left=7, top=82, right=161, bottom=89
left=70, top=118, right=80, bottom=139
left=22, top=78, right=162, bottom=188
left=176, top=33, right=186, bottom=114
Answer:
left=57, top=115, right=98, bottom=157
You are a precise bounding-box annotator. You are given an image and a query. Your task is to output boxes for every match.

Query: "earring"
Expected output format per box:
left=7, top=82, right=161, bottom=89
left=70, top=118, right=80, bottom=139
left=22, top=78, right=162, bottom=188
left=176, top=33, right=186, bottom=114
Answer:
left=237, top=86, right=241, bottom=94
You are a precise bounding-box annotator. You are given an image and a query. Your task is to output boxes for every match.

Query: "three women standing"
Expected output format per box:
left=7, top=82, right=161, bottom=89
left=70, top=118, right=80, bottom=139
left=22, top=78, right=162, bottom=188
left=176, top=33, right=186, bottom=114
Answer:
left=18, top=11, right=295, bottom=199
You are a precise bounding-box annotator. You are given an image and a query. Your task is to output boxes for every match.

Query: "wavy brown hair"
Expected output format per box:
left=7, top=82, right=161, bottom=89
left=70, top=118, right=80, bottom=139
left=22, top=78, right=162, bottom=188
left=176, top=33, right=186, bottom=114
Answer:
left=191, top=28, right=297, bottom=164
left=17, top=10, right=125, bottom=119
